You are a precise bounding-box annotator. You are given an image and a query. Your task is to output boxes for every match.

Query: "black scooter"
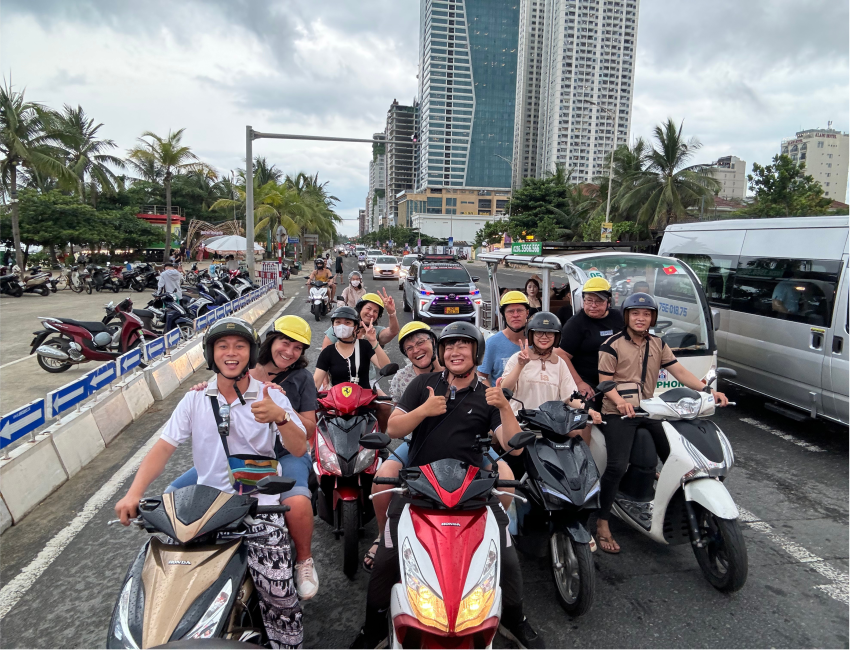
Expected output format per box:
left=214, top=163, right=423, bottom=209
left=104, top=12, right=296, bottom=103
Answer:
left=0, top=266, right=24, bottom=297
left=508, top=381, right=615, bottom=617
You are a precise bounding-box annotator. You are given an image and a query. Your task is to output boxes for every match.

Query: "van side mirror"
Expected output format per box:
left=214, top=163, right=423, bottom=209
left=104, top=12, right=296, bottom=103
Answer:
left=711, top=309, right=721, bottom=331
left=471, top=276, right=480, bottom=282
left=716, top=367, right=737, bottom=379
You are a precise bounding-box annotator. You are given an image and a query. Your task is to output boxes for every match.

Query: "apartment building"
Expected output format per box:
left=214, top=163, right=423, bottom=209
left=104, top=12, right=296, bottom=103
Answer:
left=366, top=133, right=387, bottom=231
left=358, top=209, right=367, bottom=237
left=517, top=0, right=639, bottom=185
left=710, top=156, right=747, bottom=201
left=385, top=100, right=418, bottom=226
left=397, top=186, right=511, bottom=228
left=781, top=125, right=849, bottom=201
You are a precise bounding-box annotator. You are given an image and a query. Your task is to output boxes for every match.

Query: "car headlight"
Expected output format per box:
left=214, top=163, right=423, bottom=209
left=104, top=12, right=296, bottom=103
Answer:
left=455, top=541, right=498, bottom=632
left=402, top=538, right=449, bottom=631
left=671, top=397, right=700, bottom=418
left=185, top=579, right=233, bottom=639
left=316, top=432, right=342, bottom=475
left=353, top=446, right=377, bottom=473
left=113, top=578, right=139, bottom=649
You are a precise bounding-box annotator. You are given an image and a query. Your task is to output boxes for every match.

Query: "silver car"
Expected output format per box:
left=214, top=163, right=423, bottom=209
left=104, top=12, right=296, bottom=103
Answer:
left=372, top=256, right=400, bottom=280
left=398, top=254, right=418, bottom=290
left=366, top=249, right=382, bottom=268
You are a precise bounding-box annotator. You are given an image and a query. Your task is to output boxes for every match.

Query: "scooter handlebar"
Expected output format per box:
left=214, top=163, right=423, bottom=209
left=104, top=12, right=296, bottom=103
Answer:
left=495, top=479, right=522, bottom=489
left=255, top=505, right=292, bottom=515
left=374, top=476, right=402, bottom=486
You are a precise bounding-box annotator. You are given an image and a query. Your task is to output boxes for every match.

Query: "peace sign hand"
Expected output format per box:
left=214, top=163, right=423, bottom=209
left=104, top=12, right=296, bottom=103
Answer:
left=517, top=339, right=531, bottom=367
left=363, top=319, right=378, bottom=344
left=378, top=287, right=396, bottom=316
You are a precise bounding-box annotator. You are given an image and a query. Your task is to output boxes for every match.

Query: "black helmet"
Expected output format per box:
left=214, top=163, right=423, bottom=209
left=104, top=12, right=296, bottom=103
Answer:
left=438, top=321, right=486, bottom=366
left=621, top=292, right=658, bottom=326
left=315, top=257, right=325, bottom=268
left=203, top=317, right=260, bottom=374
left=526, top=311, right=562, bottom=350
left=329, top=305, right=360, bottom=326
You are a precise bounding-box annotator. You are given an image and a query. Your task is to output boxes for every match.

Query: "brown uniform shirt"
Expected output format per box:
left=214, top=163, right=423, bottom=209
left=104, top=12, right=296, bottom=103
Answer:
left=597, top=329, right=678, bottom=415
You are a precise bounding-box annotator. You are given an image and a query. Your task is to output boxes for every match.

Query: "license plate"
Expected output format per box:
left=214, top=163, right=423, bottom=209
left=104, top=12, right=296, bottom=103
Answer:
left=445, top=307, right=460, bottom=314
left=382, top=271, right=392, bottom=274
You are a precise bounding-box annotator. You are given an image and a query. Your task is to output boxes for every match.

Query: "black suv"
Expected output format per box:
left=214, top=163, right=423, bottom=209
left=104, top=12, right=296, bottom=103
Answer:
left=401, top=255, right=481, bottom=323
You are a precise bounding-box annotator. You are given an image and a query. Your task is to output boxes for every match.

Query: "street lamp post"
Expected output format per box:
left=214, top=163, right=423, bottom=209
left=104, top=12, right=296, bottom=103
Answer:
left=581, top=98, right=618, bottom=225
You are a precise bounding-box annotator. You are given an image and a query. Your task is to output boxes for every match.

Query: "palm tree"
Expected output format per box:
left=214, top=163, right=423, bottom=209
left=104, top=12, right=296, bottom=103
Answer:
left=210, top=179, right=299, bottom=237
left=252, top=157, right=283, bottom=186
left=127, top=129, right=199, bottom=261
left=283, top=172, right=341, bottom=259
left=617, top=119, right=720, bottom=230
left=0, top=80, right=75, bottom=268
left=52, top=104, right=125, bottom=206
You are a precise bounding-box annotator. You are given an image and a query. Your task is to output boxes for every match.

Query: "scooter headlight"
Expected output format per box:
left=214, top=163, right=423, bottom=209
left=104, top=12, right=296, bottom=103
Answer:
left=402, top=538, right=449, bottom=632
left=455, top=541, right=498, bottom=632
left=184, top=579, right=233, bottom=640
left=113, top=578, right=139, bottom=649
left=353, top=446, right=377, bottom=474
left=316, top=432, right=342, bottom=476
left=670, top=397, right=700, bottom=419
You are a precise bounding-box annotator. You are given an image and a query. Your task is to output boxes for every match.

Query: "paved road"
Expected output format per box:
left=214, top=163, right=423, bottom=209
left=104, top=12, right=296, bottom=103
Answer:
left=0, top=256, right=847, bottom=648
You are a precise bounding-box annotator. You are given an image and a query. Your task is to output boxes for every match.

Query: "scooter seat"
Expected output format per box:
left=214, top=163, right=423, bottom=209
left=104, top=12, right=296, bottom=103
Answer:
left=58, top=319, right=112, bottom=333
left=0, top=274, right=16, bottom=282
left=133, top=309, right=155, bottom=318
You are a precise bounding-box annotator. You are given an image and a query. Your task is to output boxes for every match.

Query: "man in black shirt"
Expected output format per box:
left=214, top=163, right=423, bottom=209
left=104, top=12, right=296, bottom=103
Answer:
left=556, top=277, right=624, bottom=399
left=351, top=322, right=543, bottom=649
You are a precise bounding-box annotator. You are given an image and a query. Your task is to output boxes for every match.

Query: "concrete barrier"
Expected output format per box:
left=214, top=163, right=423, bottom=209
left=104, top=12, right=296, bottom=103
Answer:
left=145, top=358, right=180, bottom=401
left=0, top=495, right=11, bottom=534
left=120, top=373, right=155, bottom=420
left=186, top=341, right=206, bottom=372
left=49, top=409, right=107, bottom=477
left=169, top=351, right=195, bottom=384
left=0, top=434, right=68, bottom=523
left=90, top=387, right=134, bottom=445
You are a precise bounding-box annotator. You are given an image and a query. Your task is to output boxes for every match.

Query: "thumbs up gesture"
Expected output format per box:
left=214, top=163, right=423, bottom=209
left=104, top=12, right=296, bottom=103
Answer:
left=420, top=385, right=447, bottom=417
left=252, top=383, right=286, bottom=424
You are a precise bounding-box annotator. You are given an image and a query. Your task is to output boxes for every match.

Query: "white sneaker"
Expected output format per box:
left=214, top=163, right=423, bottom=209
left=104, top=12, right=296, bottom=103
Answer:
left=295, top=558, right=319, bottom=600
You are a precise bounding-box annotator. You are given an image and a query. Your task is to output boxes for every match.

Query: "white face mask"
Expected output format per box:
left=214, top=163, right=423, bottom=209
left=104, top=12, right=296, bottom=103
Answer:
left=350, top=280, right=361, bottom=287
left=334, top=324, right=355, bottom=339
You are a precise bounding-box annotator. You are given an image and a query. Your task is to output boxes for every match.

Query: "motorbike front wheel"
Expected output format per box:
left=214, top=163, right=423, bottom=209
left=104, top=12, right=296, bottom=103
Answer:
left=550, top=531, right=595, bottom=617
left=85, top=280, right=93, bottom=294
left=132, top=280, right=145, bottom=292
left=11, top=284, right=24, bottom=297
left=111, top=282, right=121, bottom=293
left=341, top=500, right=361, bottom=579
left=691, top=506, right=748, bottom=592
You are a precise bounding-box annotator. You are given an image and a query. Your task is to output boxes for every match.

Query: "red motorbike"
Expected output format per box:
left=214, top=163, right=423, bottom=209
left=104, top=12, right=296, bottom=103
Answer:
left=30, top=297, right=158, bottom=373
left=312, top=368, right=397, bottom=578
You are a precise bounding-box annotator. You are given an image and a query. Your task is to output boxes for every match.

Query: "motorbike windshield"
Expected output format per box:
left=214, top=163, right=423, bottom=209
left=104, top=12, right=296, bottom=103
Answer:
left=323, top=416, right=369, bottom=462
left=573, top=254, right=711, bottom=354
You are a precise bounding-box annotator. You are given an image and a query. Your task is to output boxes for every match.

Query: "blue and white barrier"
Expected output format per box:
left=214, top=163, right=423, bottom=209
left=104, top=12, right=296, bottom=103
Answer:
left=145, top=336, right=166, bottom=361
left=48, top=376, right=90, bottom=418
left=118, top=348, right=142, bottom=376
left=165, top=328, right=181, bottom=349
left=0, top=399, right=46, bottom=450
left=86, top=361, right=117, bottom=394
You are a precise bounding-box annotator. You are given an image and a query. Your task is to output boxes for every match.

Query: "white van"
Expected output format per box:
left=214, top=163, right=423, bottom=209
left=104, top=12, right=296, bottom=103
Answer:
left=660, top=216, right=849, bottom=425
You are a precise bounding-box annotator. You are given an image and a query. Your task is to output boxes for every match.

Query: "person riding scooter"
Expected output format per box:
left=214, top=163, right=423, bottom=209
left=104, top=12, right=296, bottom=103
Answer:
left=307, top=257, right=335, bottom=301
left=594, top=293, right=729, bottom=554
left=114, top=317, right=308, bottom=648
left=351, top=322, right=544, bottom=649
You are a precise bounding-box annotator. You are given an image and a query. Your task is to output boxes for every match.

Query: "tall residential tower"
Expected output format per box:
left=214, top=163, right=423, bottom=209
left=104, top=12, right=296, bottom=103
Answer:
left=385, top=100, right=418, bottom=226
left=415, top=0, right=520, bottom=191
left=515, top=0, right=639, bottom=185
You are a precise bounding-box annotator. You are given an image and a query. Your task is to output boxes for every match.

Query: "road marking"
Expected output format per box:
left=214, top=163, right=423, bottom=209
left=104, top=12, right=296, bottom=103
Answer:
left=0, top=355, right=35, bottom=370
left=739, top=508, right=848, bottom=605
left=739, top=417, right=827, bottom=452
left=0, top=423, right=165, bottom=620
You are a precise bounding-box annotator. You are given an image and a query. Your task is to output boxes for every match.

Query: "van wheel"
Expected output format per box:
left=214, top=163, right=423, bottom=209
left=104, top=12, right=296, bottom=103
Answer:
left=403, top=291, right=411, bottom=313
left=551, top=532, right=595, bottom=617
left=692, top=506, right=748, bottom=592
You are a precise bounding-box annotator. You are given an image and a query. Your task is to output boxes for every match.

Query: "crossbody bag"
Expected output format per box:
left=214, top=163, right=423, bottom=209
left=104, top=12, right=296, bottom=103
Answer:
left=210, top=396, right=279, bottom=494
left=616, top=338, right=650, bottom=408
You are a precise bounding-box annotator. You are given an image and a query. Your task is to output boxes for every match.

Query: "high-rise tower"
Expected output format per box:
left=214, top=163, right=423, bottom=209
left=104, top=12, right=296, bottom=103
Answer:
left=415, top=0, right=520, bottom=191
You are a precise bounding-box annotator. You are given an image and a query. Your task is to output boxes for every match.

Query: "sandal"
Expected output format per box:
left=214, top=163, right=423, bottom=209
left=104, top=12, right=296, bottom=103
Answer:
left=363, top=537, right=381, bottom=573
left=596, top=533, right=621, bottom=554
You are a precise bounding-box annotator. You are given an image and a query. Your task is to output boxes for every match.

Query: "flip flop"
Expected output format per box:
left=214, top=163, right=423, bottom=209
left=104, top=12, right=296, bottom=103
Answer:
left=596, top=533, right=621, bottom=554
left=363, top=537, right=381, bottom=573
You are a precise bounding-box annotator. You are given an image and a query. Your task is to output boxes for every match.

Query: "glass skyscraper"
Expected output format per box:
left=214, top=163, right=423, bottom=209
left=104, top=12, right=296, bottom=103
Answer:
left=416, top=0, right=520, bottom=190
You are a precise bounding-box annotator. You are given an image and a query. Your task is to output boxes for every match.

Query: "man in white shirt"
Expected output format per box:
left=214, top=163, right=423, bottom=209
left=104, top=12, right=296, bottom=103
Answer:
left=115, top=318, right=307, bottom=648
left=156, top=261, right=183, bottom=300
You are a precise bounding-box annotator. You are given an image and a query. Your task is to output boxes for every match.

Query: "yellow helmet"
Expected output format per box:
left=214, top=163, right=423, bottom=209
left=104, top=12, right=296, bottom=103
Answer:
left=356, top=293, right=385, bottom=319
left=582, top=277, right=612, bottom=296
left=499, top=290, right=530, bottom=314
left=272, top=315, right=311, bottom=346
left=398, top=321, right=437, bottom=359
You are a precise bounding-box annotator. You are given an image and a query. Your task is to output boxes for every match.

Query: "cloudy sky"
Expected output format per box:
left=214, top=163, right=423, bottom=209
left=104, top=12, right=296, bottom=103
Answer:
left=3, top=0, right=848, bottom=236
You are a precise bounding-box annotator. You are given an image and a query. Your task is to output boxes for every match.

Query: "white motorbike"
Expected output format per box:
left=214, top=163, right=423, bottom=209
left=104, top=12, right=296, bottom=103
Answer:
left=307, top=280, right=330, bottom=321
left=588, top=368, right=748, bottom=592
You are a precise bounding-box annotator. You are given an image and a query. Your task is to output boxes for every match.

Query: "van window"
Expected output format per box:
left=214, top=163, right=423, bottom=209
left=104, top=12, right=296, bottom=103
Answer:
left=730, top=258, right=843, bottom=327
left=671, top=254, right=737, bottom=306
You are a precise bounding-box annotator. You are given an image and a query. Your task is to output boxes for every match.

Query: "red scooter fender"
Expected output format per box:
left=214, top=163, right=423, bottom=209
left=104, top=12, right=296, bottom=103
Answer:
left=333, top=485, right=362, bottom=509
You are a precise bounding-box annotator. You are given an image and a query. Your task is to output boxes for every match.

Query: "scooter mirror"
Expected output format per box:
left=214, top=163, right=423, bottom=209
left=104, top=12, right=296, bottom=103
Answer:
left=359, top=431, right=391, bottom=450
left=596, top=380, right=617, bottom=394
left=255, top=476, right=296, bottom=495
left=379, top=363, right=400, bottom=377
left=501, top=388, right=514, bottom=402
left=508, top=430, right=536, bottom=450
left=716, top=367, right=737, bottom=379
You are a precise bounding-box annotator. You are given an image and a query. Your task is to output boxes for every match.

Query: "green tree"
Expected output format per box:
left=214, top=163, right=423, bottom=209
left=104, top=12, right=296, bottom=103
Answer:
left=52, top=104, right=125, bottom=205
left=0, top=81, right=75, bottom=268
left=617, top=119, right=720, bottom=230
left=127, top=129, right=199, bottom=262
left=473, top=220, right=507, bottom=249
left=96, top=206, right=164, bottom=254
left=741, top=154, right=831, bottom=217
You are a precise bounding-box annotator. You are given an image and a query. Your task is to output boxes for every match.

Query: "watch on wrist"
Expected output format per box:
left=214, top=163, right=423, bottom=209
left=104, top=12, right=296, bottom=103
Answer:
left=275, top=410, right=291, bottom=426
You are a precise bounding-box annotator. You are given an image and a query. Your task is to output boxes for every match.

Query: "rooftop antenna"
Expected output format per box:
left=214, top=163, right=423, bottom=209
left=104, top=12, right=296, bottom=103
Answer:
left=828, top=120, right=833, bottom=130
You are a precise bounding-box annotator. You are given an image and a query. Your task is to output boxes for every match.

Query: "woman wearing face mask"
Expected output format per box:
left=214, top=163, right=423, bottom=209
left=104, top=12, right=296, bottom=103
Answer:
left=525, top=276, right=543, bottom=315
left=341, top=271, right=366, bottom=308
left=313, top=306, right=391, bottom=390
left=501, top=312, right=602, bottom=442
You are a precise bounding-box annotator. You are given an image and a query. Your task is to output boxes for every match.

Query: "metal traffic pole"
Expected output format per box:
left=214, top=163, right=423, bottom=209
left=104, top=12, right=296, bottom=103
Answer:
left=246, top=126, right=255, bottom=282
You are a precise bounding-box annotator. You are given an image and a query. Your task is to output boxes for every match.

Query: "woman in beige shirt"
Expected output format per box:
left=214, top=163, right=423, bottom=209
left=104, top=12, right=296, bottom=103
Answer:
left=501, top=311, right=601, bottom=442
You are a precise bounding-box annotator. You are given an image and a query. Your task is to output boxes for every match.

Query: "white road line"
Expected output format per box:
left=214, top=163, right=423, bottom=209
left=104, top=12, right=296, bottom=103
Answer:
left=0, top=355, right=36, bottom=370
left=738, top=508, right=848, bottom=605
left=739, top=417, right=827, bottom=452
left=0, top=424, right=166, bottom=620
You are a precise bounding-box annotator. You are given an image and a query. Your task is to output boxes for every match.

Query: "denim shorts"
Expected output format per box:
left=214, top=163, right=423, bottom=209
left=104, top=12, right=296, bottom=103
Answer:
left=388, top=441, right=499, bottom=468
left=165, top=452, right=313, bottom=500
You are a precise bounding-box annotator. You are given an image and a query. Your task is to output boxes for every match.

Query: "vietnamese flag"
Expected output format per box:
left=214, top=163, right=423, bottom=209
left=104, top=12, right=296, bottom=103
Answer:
left=662, top=265, right=678, bottom=275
